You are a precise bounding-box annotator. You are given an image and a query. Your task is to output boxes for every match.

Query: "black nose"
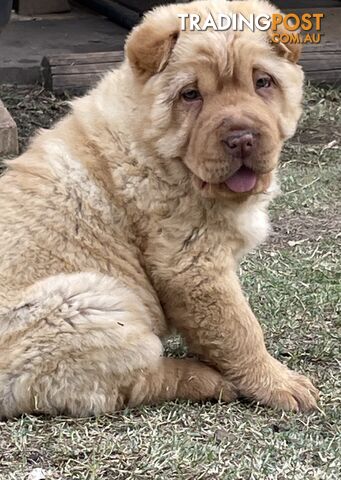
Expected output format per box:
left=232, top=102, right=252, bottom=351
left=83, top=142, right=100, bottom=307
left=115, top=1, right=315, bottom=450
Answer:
left=223, top=130, right=255, bottom=158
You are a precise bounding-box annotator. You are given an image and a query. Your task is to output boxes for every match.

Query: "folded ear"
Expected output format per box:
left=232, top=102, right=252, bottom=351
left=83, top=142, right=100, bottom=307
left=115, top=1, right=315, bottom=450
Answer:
left=271, top=36, right=302, bottom=64
left=125, top=8, right=180, bottom=78
left=269, top=25, right=302, bottom=63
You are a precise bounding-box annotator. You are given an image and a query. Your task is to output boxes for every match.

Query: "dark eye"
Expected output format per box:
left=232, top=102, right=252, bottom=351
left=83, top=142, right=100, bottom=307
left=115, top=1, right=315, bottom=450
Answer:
left=181, top=89, right=202, bottom=102
left=255, top=76, right=272, bottom=90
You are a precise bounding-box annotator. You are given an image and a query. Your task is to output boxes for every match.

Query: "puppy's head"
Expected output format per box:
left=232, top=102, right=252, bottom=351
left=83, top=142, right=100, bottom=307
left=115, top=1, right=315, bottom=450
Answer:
left=126, top=0, right=304, bottom=200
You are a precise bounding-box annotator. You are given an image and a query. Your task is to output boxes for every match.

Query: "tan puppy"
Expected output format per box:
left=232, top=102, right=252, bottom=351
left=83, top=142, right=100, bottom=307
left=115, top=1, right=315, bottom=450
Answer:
left=0, top=0, right=318, bottom=417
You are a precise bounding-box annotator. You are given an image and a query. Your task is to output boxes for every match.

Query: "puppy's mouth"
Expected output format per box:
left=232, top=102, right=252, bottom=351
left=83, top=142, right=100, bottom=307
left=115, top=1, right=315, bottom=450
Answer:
left=223, top=165, right=257, bottom=193
left=199, top=166, right=258, bottom=193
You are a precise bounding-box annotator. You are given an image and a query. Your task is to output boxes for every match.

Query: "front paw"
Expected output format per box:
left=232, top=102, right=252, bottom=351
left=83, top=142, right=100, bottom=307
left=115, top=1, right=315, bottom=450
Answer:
left=238, top=357, right=319, bottom=412
left=263, top=369, right=319, bottom=412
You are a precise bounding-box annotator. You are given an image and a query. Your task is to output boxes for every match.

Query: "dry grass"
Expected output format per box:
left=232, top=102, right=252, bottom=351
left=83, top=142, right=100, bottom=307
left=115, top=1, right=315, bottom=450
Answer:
left=0, top=83, right=340, bottom=479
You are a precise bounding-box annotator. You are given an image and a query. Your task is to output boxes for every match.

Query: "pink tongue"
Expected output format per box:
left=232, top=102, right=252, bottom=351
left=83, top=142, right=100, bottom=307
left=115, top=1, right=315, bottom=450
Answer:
left=225, top=166, right=257, bottom=193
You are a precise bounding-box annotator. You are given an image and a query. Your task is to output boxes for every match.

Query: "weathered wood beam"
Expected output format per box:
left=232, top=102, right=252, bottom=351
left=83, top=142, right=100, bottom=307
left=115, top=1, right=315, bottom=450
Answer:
left=41, top=51, right=124, bottom=93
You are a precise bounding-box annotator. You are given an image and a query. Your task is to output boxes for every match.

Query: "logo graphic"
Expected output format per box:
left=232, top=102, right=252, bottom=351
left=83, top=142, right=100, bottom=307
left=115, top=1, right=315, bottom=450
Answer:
left=178, top=13, right=324, bottom=44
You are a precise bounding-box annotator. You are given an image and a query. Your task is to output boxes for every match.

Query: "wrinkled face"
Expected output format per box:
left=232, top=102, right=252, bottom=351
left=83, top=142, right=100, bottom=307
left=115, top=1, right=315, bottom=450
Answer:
left=126, top=0, right=304, bottom=200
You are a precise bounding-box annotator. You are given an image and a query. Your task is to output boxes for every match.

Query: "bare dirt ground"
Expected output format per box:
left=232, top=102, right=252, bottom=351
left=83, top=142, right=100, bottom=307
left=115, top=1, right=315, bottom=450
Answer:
left=0, top=83, right=340, bottom=479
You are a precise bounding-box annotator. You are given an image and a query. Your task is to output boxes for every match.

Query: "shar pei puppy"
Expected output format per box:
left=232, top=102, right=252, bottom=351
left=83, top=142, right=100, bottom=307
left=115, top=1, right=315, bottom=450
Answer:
left=0, top=0, right=318, bottom=417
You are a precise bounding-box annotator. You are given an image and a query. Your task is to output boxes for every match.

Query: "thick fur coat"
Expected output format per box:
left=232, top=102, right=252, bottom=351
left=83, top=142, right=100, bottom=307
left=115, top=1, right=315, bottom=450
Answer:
left=0, top=0, right=318, bottom=417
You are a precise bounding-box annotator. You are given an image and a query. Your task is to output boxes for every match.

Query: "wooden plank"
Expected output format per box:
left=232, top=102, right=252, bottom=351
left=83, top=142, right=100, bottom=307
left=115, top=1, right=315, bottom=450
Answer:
left=300, top=43, right=341, bottom=83
left=52, top=73, right=106, bottom=89
left=51, top=63, right=119, bottom=75
left=303, top=42, right=341, bottom=53
left=45, top=51, right=125, bottom=67
left=305, top=69, right=341, bottom=83
left=300, top=56, right=341, bottom=71
left=0, top=100, right=18, bottom=156
left=302, top=50, right=341, bottom=58
left=41, top=52, right=124, bottom=93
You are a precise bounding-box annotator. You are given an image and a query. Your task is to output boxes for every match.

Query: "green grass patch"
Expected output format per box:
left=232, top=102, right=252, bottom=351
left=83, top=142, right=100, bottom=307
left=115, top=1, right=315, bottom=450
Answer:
left=0, top=83, right=340, bottom=479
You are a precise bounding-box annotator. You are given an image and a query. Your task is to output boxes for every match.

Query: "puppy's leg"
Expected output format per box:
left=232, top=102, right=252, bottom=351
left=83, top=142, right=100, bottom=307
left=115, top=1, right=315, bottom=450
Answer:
left=0, top=272, right=234, bottom=418
left=127, top=357, right=236, bottom=408
left=159, top=269, right=319, bottom=412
